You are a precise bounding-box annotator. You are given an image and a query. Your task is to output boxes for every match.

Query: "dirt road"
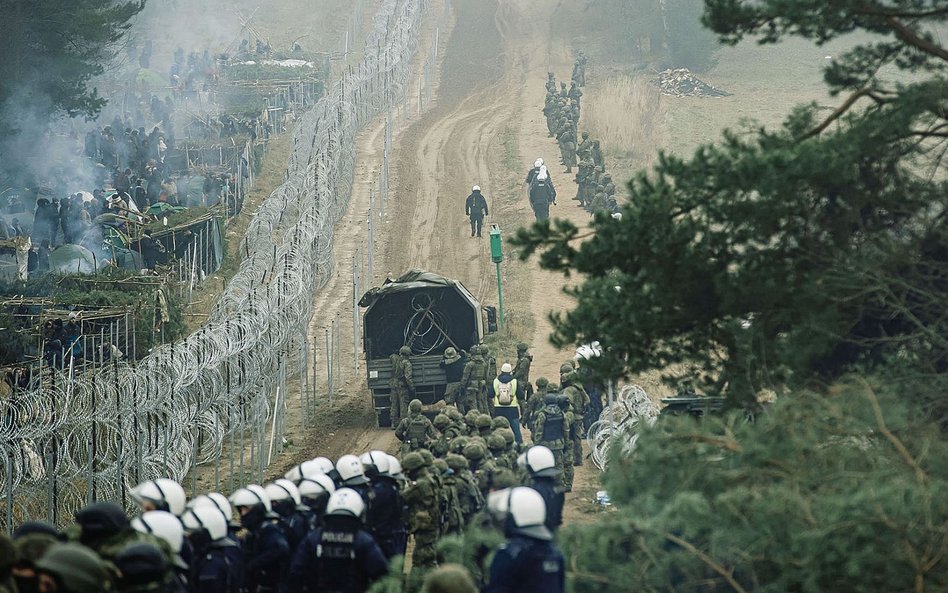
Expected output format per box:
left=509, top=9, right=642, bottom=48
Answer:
left=275, top=0, right=604, bottom=518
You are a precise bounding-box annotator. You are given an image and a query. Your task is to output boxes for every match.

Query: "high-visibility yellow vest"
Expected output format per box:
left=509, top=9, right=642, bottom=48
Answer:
left=492, top=377, right=519, bottom=407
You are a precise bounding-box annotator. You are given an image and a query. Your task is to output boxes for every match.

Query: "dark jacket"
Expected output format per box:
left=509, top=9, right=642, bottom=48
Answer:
left=465, top=192, right=489, bottom=218
left=287, top=518, right=388, bottom=593
left=485, top=535, right=565, bottom=593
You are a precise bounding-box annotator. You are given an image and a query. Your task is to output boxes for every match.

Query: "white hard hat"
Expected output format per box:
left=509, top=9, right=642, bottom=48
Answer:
left=500, top=363, right=513, bottom=374
left=387, top=454, right=404, bottom=479
left=181, top=505, right=228, bottom=541
left=525, top=445, right=559, bottom=477
left=187, top=492, right=233, bottom=522
left=132, top=511, right=184, bottom=553
left=534, top=158, right=543, bottom=168
left=574, top=344, right=597, bottom=361
left=265, top=479, right=302, bottom=506
left=326, top=487, right=366, bottom=518
left=130, top=478, right=187, bottom=516
left=298, top=474, right=336, bottom=499
left=360, top=450, right=391, bottom=476
left=537, top=166, right=548, bottom=181
left=472, top=185, right=480, bottom=192
left=285, top=457, right=333, bottom=483
left=335, top=454, right=369, bottom=485
left=611, top=212, right=622, bottom=221
left=229, top=485, right=271, bottom=512
left=508, top=487, right=550, bottom=539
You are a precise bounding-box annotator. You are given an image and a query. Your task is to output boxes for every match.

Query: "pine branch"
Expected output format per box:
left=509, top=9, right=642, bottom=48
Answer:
left=859, top=378, right=929, bottom=485
left=883, top=16, right=948, bottom=62
left=663, top=532, right=749, bottom=593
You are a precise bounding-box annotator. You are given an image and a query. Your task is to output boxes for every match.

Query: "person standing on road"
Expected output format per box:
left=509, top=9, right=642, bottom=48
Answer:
left=465, top=185, right=489, bottom=238
left=441, top=347, right=467, bottom=410
left=390, top=346, right=415, bottom=426
left=528, top=167, right=556, bottom=221
left=489, top=363, right=524, bottom=445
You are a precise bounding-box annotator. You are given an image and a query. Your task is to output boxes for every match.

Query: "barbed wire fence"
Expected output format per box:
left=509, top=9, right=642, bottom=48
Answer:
left=0, top=0, right=429, bottom=533
left=587, top=384, right=660, bottom=471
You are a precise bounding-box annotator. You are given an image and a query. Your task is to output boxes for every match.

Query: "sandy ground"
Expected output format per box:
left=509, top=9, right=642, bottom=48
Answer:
left=255, top=0, right=611, bottom=522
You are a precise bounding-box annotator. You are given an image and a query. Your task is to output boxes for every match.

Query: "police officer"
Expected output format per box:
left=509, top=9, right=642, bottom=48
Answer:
left=390, top=346, right=415, bottom=426
left=360, top=450, right=406, bottom=560
left=523, top=446, right=564, bottom=532
left=465, top=186, right=489, bottom=238
left=229, top=486, right=290, bottom=593
left=263, top=479, right=311, bottom=551
left=484, top=488, right=565, bottom=593
left=130, top=478, right=188, bottom=516
left=440, top=347, right=466, bottom=409
left=287, top=488, right=388, bottom=593
left=395, top=399, right=437, bottom=453
left=181, top=505, right=243, bottom=593
left=528, top=167, right=556, bottom=221
left=297, top=475, right=336, bottom=523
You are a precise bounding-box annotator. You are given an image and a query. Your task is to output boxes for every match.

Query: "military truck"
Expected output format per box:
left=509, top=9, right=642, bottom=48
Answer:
left=359, top=270, right=494, bottom=427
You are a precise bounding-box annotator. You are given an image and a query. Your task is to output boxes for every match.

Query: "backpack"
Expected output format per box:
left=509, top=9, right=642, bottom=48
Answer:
left=496, top=380, right=513, bottom=406
left=407, top=415, right=430, bottom=444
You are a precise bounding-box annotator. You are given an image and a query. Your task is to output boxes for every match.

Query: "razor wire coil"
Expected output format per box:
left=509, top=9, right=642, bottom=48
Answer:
left=588, top=384, right=660, bottom=470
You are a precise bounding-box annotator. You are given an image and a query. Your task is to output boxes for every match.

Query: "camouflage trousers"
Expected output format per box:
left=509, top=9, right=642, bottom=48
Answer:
left=538, top=439, right=571, bottom=491
left=391, top=385, right=411, bottom=426
left=412, top=530, right=440, bottom=568
left=444, top=381, right=462, bottom=406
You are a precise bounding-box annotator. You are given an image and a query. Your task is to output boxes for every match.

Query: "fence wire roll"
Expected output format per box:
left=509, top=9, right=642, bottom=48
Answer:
left=0, top=0, right=430, bottom=532
left=587, top=385, right=661, bottom=471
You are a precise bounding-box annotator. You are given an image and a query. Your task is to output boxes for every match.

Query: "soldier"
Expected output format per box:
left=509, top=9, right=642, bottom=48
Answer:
left=589, top=185, right=608, bottom=214
left=390, top=346, right=415, bottom=426
left=558, top=129, right=577, bottom=173
left=545, top=72, right=556, bottom=94
left=460, top=347, right=486, bottom=414
left=445, top=453, right=484, bottom=523
left=395, top=399, right=437, bottom=454
left=572, top=52, right=587, bottom=87
left=433, top=458, right=465, bottom=536
left=440, top=347, right=466, bottom=409
left=512, top=343, right=532, bottom=394
left=475, top=414, right=494, bottom=440
left=559, top=81, right=568, bottom=99
left=560, top=365, right=589, bottom=468
left=568, top=81, right=582, bottom=102
left=431, top=413, right=453, bottom=457
left=523, top=377, right=550, bottom=432
left=576, top=131, right=592, bottom=161
left=463, top=409, right=480, bottom=436
left=402, top=452, right=441, bottom=574
left=574, top=157, right=592, bottom=207
left=463, top=442, right=497, bottom=497
left=591, top=139, right=604, bottom=168
left=32, top=543, right=111, bottom=593
left=531, top=394, right=569, bottom=491
left=601, top=172, right=616, bottom=197
left=486, top=434, right=511, bottom=470
left=287, top=488, right=388, bottom=593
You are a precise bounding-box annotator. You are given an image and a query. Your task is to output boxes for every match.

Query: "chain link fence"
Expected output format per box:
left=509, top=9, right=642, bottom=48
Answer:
left=0, top=0, right=429, bottom=532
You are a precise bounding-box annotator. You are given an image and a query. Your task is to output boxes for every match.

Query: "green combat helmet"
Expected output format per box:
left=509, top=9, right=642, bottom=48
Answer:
left=400, top=345, right=412, bottom=356
left=34, top=543, right=110, bottom=593
left=409, top=399, right=423, bottom=414
left=463, top=442, right=486, bottom=463
left=434, top=414, right=451, bottom=431
left=500, top=428, right=515, bottom=447
left=476, top=414, right=493, bottom=431
left=464, top=409, right=479, bottom=426
left=444, top=405, right=463, bottom=422
left=446, top=454, right=469, bottom=472
left=516, top=342, right=529, bottom=353
left=491, top=469, right=518, bottom=489
left=402, top=452, right=425, bottom=473
left=487, top=434, right=506, bottom=453
left=535, top=376, right=549, bottom=389
left=432, top=458, right=449, bottom=474
left=449, top=436, right=469, bottom=455
left=491, top=416, right=510, bottom=431
left=418, top=449, right=435, bottom=465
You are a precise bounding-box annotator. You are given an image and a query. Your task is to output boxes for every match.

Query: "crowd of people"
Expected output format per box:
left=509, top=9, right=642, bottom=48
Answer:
left=0, top=337, right=607, bottom=593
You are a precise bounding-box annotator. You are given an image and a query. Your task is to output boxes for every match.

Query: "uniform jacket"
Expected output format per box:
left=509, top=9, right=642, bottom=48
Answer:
left=465, top=192, right=489, bottom=218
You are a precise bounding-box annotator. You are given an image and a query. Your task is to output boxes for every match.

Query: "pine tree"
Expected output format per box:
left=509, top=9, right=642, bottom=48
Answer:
left=511, top=0, right=948, bottom=409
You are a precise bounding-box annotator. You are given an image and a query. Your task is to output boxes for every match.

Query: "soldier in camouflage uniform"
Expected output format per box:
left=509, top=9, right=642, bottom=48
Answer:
left=523, top=376, right=549, bottom=432
left=431, top=413, right=454, bottom=458
left=390, top=345, right=415, bottom=426
left=445, top=453, right=484, bottom=523
left=480, top=345, right=497, bottom=414
left=463, top=409, right=480, bottom=436
left=574, top=157, right=593, bottom=207
left=460, top=347, right=487, bottom=414
left=475, top=414, right=493, bottom=440
left=402, top=452, right=441, bottom=573
left=532, top=393, right=572, bottom=491
left=589, top=184, right=609, bottom=214
left=591, top=139, right=604, bottom=168
left=486, top=434, right=511, bottom=470
left=512, top=342, right=533, bottom=400
left=395, top=399, right=437, bottom=454
left=499, top=428, right=519, bottom=467
left=434, top=458, right=465, bottom=536
left=560, top=364, right=590, bottom=467
left=557, top=128, right=577, bottom=173
left=576, top=131, right=592, bottom=161
left=463, top=442, right=497, bottom=497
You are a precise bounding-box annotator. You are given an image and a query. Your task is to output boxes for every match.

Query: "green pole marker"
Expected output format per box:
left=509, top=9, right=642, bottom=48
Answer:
left=489, top=224, right=504, bottom=329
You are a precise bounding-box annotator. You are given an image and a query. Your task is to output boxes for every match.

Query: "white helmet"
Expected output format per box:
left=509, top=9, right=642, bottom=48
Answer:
left=132, top=511, right=184, bottom=553
left=335, top=454, right=369, bottom=485
left=130, top=478, right=187, bottom=516
left=187, top=493, right=233, bottom=522
left=537, top=166, right=548, bottom=181
left=298, top=474, right=336, bottom=499
left=360, top=450, right=391, bottom=476
left=386, top=454, right=405, bottom=480
left=574, top=344, right=598, bottom=361
left=229, top=485, right=271, bottom=512
left=524, top=446, right=559, bottom=478
left=326, top=487, right=365, bottom=518
left=285, top=457, right=334, bottom=483
left=265, top=479, right=302, bottom=506
left=500, top=363, right=513, bottom=374
left=181, top=505, right=228, bottom=541
left=534, top=158, right=543, bottom=168
left=488, top=487, right=550, bottom=540
left=472, top=185, right=480, bottom=192
left=516, top=452, right=527, bottom=470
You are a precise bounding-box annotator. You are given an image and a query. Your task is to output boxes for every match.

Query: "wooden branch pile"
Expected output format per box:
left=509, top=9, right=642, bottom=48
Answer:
left=655, top=68, right=731, bottom=98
